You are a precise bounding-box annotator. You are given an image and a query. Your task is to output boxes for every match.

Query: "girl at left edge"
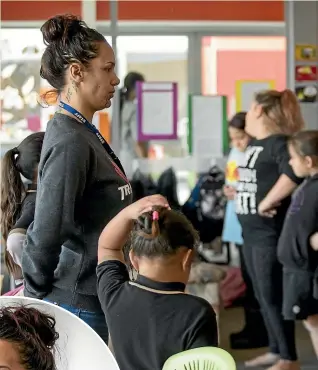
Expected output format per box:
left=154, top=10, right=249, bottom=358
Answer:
left=1, top=132, right=45, bottom=296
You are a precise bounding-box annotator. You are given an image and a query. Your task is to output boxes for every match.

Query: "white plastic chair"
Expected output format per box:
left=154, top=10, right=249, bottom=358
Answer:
left=0, top=296, right=120, bottom=370
left=162, top=347, right=236, bottom=370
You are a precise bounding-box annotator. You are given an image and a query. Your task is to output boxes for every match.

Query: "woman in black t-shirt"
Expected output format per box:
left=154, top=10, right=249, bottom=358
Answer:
left=236, top=89, right=304, bottom=370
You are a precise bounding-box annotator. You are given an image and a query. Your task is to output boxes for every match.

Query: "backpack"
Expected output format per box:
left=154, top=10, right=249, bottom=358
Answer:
left=198, top=166, right=227, bottom=221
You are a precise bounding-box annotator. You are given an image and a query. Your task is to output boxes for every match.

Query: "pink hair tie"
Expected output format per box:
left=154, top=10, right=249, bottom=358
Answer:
left=152, top=211, right=159, bottom=221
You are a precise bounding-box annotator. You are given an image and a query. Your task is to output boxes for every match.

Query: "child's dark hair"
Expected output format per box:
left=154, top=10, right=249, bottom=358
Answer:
left=0, top=305, right=59, bottom=370
left=130, top=207, right=199, bottom=258
left=289, top=130, right=318, bottom=160
left=228, top=111, right=247, bottom=130
left=0, top=132, right=44, bottom=274
left=120, top=71, right=145, bottom=111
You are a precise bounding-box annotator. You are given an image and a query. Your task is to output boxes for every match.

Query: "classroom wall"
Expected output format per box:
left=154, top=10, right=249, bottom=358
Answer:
left=202, top=36, right=286, bottom=115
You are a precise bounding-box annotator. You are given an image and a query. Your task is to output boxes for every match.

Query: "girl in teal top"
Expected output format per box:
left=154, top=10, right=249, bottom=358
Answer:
left=222, top=112, right=250, bottom=245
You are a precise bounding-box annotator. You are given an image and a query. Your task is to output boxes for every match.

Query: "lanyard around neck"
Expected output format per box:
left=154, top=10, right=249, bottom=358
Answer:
left=58, top=101, right=126, bottom=178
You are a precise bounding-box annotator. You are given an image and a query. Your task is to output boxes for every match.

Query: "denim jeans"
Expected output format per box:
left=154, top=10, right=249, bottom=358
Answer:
left=44, top=299, right=109, bottom=344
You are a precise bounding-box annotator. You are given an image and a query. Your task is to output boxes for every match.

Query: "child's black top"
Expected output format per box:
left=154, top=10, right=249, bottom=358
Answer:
left=278, top=174, right=318, bottom=274
left=236, top=134, right=302, bottom=244
left=12, top=190, right=36, bottom=231
left=97, top=260, right=218, bottom=370
left=7, top=190, right=37, bottom=280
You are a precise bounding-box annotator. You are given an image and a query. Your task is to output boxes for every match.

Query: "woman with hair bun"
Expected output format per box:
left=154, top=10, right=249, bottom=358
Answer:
left=21, top=14, right=131, bottom=342
left=0, top=305, right=58, bottom=370
left=236, top=89, right=304, bottom=370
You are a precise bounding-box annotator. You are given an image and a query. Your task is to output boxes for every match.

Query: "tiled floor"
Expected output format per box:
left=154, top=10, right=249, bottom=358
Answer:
left=220, top=307, right=317, bottom=369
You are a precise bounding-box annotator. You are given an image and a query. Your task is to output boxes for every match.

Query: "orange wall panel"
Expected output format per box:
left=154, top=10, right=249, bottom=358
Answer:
left=216, top=50, right=286, bottom=113
left=1, top=1, right=82, bottom=21
left=1, top=0, right=284, bottom=22
left=97, top=1, right=284, bottom=22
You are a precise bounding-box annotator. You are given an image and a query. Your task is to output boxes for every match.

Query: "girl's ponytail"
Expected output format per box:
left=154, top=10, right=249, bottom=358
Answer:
left=1, top=147, right=25, bottom=274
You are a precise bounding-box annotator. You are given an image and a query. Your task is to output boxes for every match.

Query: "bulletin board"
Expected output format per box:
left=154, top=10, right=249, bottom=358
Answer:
left=235, top=80, right=275, bottom=112
left=188, top=95, right=228, bottom=157
left=136, top=81, right=178, bottom=141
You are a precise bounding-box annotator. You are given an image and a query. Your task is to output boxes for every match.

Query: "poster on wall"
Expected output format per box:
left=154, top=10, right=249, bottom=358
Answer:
left=295, top=85, right=317, bottom=103
left=235, top=80, right=275, bottom=112
left=136, top=82, right=178, bottom=141
left=295, top=44, right=317, bottom=62
left=188, top=95, right=227, bottom=157
left=295, top=66, right=317, bottom=82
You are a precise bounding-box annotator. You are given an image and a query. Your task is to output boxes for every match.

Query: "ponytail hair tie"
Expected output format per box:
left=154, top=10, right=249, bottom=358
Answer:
left=152, top=211, right=159, bottom=221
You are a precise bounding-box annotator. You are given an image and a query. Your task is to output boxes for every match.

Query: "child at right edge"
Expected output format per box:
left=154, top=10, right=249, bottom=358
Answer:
left=278, top=130, right=318, bottom=361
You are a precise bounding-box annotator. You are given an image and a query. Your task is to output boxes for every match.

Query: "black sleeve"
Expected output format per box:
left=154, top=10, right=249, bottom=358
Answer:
left=187, top=306, right=218, bottom=348
left=22, top=133, right=92, bottom=299
left=271, top=136, right=302, bottom=185
left=13, top=193, right=36, bottom=230
left=97, top=260, right=130, bottom=310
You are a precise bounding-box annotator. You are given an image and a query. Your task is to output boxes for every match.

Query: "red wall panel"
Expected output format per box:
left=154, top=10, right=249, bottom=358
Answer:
left=1, top=1, right=82, bottom=21
left=97, top=1, right=284, bottom=21
left=1, top=0, right=284, bottom=22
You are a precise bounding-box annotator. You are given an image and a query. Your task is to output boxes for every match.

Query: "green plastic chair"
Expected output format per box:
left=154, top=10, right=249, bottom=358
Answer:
left=162, top=347, right=236, bottom=370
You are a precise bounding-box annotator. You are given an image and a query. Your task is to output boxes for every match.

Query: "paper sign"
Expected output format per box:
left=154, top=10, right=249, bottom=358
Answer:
left=295, top=44, right=317, bottom=61
left=235, top=80, right=275, bottom=112
left=136, top=82, right=178, bottom=141
left=295, top=66, right=317, bottom=82
left=188, top=95, right=228, bottom=156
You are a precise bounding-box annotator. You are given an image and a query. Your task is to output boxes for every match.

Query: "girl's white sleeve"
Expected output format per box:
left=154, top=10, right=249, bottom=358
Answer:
left=6, top=230, right=26, bottom=268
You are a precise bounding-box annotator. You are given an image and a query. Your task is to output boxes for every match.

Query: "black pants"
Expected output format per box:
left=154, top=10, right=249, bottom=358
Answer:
left=242, top=242, right=297, bottom=361
left=237, top=244, right=260, bottom=311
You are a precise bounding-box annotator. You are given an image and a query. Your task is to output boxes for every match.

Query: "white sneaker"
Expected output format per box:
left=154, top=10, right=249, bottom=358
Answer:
left=245, top=353, right=280, bottom=367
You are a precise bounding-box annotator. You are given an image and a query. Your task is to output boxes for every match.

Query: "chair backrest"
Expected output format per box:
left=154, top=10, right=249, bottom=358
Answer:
left=162, top=347, right=236, bottom=370
left=0, top=275, right=3, bottom=294
left=0, top=296, right=120, bottom=370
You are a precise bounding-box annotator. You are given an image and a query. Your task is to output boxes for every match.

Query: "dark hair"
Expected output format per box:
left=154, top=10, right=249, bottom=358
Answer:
left=0, top=305, right=58, bottom=370
left=289, top=130, right=318, bottom=160
left=129, top=207, right=199, bottom=258
left=0, top=132, right=44, bottom=274
left=254, top=89, right=304, bottom=135
left=228, top=111, right=247, bottom=130
left=120, top=71, right=145, bottom=111
left=40, top=14, right=105, bottom=104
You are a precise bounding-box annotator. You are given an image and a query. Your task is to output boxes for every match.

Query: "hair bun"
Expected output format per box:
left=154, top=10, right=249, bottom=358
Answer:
left=41, top=14, right=82, bottom=45
left=14, top=306, right=58, bottom=348
left=281, top=89, right=297, bottom=101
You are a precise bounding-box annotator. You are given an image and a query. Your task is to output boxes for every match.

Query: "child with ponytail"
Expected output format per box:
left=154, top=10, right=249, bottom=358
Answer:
left=97, top=195, right=218, bottom=370
left=278, top=130, right=318, bottom=360
left=1, top=132, right=44, bottom=294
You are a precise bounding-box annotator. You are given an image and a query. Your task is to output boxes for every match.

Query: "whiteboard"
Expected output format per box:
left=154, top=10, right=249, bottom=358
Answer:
left=136, top=81, right=178, bottom=141
left=236, top=80, right=275, bottom=111
left=190, top=95, right=226, bottom=159
left=142, top=91, right=174, bottom=135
